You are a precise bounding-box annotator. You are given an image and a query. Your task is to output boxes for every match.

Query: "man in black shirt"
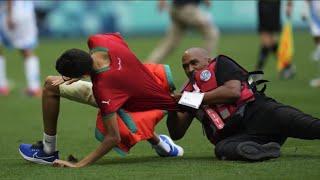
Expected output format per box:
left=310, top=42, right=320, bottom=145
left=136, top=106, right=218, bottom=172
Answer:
left=256, top=0, right=295, bottom=79
left=167, top=47, right=320, bottom=161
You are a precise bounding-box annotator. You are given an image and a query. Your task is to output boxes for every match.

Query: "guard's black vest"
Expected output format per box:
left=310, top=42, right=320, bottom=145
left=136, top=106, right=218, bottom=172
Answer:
left=182, top=55, right=264, bottom=144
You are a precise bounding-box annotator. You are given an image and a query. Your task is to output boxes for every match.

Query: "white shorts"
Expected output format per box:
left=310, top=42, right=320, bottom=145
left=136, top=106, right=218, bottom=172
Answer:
left=0, top=1, right=38, bottom=49
left=59, top=80, right=97, bottom=108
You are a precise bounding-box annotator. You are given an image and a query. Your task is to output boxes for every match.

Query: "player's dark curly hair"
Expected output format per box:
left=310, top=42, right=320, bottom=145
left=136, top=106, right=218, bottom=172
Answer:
left=56, top=48, right=93, bottom=78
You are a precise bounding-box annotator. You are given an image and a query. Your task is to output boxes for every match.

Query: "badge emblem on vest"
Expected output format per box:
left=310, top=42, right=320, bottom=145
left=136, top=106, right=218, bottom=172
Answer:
left=200, top=70, right=211, bottom=81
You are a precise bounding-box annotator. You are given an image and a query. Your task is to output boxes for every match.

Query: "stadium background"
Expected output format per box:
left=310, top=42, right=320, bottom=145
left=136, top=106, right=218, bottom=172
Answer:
left=36, top=0, right=307, bottom=36
left=1, top=1, right=320, bottom=179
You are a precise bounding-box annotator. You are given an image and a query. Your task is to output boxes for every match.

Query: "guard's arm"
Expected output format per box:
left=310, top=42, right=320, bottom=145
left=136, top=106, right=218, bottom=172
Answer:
left=202, top=80, right=241, bottom=105
left=167, top=110, right=195, bottom=140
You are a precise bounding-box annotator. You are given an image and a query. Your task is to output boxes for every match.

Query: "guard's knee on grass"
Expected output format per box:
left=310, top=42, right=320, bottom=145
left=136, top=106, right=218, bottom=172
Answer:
left=214, top=139, right=242, bottom=160
left=215, top=140, right=281, bottom=162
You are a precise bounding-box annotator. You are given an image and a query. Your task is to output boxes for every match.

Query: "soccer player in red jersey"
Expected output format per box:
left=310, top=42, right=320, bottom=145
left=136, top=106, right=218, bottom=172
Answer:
left=86, top=33, right=178, bottom=115
left=19, top=33, right=183, bottom=168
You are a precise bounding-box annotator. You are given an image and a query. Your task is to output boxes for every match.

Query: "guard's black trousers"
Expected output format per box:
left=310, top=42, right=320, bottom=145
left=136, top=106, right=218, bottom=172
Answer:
left=214, top=93, right=320, bottom=161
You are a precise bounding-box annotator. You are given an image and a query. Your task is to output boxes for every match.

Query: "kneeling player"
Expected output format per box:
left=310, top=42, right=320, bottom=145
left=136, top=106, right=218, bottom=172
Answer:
left=19, top=63, right=183, bottom=167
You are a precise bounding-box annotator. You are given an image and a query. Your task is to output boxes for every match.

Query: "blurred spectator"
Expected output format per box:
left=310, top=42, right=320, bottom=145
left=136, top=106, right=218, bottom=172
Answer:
left=304, top=0, right=320, bottom=87
left=147, top=0, right=219, bottom=63
left=0, top=0, right=41, bottom=97
left=34, top=1, right=56, bottom=36
left=255, top=0, right=293, bottom=73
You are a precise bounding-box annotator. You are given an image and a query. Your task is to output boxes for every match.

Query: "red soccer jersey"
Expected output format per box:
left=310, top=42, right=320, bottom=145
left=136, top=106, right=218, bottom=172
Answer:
left=88, top=33, right=177, bottom=117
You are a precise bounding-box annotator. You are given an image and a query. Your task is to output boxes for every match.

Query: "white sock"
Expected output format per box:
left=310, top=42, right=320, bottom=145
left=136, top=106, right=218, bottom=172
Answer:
left=0, top=56, right=8, bottom=87
left=43, top=133, right=57, bottom=154
left=154, top=136, right=171, bottom=153
left=24, top=56, right=40, bottom=90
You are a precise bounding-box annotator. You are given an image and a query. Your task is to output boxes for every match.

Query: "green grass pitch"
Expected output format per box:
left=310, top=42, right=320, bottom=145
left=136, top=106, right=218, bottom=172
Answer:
left=1, top=31, right=320, bottom=179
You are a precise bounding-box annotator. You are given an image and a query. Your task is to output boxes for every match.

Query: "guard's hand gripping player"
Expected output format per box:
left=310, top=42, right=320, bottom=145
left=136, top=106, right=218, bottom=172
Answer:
left=19, top=33, right=183, bottom=168
left=168, top=47, right=320, bottom=161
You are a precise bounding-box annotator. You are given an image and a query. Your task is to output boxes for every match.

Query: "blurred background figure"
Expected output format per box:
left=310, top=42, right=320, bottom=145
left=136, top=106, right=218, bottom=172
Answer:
left=304, top=0, right=320, bottom=87
left=0, top=0, right=41, bottom=97
left=255, top=0, right=294, bottom=78
left=147, top=0, right=219, bottom=64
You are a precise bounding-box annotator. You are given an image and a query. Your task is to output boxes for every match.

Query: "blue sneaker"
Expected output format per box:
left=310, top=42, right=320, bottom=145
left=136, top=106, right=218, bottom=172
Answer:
left=19, top=141, right=59, bottom=165
left=155, top=135, right=184, bottom=157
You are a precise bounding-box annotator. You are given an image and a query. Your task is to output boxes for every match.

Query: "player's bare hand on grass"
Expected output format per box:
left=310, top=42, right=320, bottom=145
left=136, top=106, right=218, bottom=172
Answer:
left=53, top=159, right=79, bottom=168
left=52, top=154, right=80, bottom=168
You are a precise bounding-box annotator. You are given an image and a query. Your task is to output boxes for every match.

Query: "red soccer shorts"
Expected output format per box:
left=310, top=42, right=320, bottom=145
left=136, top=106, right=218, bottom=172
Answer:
left=95, top=63, right=175, bottom=153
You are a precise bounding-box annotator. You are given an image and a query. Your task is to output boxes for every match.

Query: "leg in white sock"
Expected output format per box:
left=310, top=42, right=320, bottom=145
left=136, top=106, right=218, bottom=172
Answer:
left=43, top=133, right=57, bottom=154
left=24, top=55, right=41, bottom=90
left=153, top=135, right=171, bottom=154
left=154, top=134, right=184, bottom=157
left=0, top=55, right=8, bottom=88
left=149, top=133, right=184, bottom=157
left=148, top=133, right=171, bottom=155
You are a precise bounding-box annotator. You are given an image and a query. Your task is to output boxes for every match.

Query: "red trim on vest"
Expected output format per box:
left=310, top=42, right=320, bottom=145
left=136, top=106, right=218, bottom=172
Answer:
left=183, top=59, right=254, bottom=120
left=181, top=58, right=255, bottom=144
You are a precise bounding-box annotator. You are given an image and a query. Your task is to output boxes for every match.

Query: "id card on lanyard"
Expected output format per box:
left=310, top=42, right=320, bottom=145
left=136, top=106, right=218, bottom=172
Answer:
left=194, top=83, right=224, bottom=130
left=203, top=106, right=225, bottom=130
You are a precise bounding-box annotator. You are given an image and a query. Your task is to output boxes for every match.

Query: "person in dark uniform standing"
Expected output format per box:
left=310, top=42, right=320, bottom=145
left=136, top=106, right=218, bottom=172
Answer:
left=167, top=47, right=320, bottom=161
left=256, top=0, right=294, bottom=78
left=147, top=0, right=219, bottom=64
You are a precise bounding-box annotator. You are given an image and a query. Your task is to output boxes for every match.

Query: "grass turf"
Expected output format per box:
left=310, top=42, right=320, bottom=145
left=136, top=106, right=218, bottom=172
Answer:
left=1, top=31, right=320, bottom=179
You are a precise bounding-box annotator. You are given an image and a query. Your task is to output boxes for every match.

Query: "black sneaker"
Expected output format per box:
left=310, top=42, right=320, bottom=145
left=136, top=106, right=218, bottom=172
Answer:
left=236, top=141, right=280, bottom=161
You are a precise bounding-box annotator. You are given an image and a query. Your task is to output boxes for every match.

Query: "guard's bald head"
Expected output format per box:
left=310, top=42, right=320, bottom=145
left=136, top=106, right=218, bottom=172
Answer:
left=181, top=47, right=211, bottom=78
left=182, top=47, right=210, bottom=62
